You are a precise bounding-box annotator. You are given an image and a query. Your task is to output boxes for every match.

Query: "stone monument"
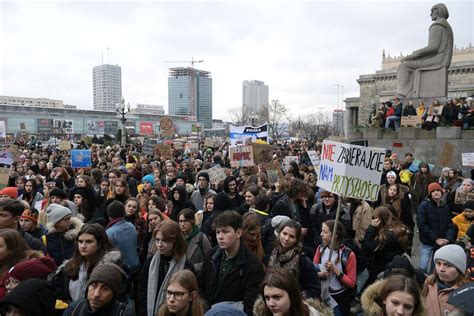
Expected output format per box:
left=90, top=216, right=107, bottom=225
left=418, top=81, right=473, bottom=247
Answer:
left=396, top=3, right=453, bottom=99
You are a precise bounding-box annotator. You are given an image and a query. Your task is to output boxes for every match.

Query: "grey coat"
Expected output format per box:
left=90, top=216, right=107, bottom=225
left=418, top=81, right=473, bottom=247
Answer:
left=186, top=231, right=211, bottom=274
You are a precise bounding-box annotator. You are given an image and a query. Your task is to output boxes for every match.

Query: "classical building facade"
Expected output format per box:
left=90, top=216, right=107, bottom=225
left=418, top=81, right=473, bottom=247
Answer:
left=345, top=45, right=474, bottom=132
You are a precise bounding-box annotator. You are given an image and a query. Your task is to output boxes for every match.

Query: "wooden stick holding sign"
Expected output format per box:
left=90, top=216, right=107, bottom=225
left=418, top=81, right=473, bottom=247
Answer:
left=318, top=140, right=386, bottom=260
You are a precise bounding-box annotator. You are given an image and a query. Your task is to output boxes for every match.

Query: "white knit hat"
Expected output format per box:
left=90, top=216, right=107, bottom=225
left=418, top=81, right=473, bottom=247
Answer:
left=433, top=244, right=467, bottom=273
left=46, top=203, right=72, bottom=225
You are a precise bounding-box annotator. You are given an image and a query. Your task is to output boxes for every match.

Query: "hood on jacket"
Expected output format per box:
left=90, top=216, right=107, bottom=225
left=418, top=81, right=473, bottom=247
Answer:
left=361, top=279, right=425, bottom=316
left=46, top=216, right=84, bottom=240
left=171, top=185, right=189, bottom=206
left=253, top=295, right=333, bottom=316
left=213, top=191, right=233, bottom=212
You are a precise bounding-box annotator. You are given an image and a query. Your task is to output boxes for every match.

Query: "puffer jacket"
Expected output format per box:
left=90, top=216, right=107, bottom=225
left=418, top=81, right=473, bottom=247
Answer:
left=45, top=217, right=84, bottom=267
left=253, top=296, right=333, bottom=316
left=417, top=197, right=455, bottom=246
left=362, top=279, right=425, bottom=316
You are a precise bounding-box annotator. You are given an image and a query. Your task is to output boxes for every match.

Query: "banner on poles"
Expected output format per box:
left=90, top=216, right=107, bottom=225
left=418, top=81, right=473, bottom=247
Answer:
left=207, top=165, right=227, bottom=184
left=318, top=140, right=386, bottom=201
left=229, top=146, right=254, bottom=168
left=71, top=150, right=92, bottom=168
left=229, top=124, right=268, bottom=145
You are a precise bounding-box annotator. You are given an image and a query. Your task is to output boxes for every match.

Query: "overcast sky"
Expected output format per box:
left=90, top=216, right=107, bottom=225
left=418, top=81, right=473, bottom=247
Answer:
left=1, top=0, right=472, bottom=122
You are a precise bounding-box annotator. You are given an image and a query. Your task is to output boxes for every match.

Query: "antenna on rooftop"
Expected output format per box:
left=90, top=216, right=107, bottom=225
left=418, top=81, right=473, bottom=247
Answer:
left=101, top=50, right=104, bottom=64
left=107, top=47, right=110, bottom=64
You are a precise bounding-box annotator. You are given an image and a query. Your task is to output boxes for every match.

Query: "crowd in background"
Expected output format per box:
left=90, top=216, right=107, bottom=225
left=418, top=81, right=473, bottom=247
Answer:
left=0, top=137, right=472, bottom=316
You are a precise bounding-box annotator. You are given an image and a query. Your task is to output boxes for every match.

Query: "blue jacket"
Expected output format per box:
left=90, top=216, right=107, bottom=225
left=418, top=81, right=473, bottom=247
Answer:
left=417, top=197, right=455, bottom=246
left=106, top=219, right=140, bottom=274
left=394, top=103, right=403, bottom=117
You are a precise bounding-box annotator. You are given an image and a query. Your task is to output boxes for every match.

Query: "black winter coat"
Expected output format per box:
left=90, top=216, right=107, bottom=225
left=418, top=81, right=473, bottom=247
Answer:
left=417, top=197, right=455, bottom=246
left=198, top=242, right=264, bottom=315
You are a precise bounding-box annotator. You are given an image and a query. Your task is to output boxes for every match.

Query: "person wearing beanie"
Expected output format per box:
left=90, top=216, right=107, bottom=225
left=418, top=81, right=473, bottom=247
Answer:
left=19, top=208, right=44, bottom=239
left=174, top=173, right=195, bottom=195
left=0, top=187, right=18, bottom=199
left=0, top=279, right=56, bottom=316
left=451, top=200, right=474, bottom=242
left=423, top=244, right=469, bottom=316
left=63, top=263, right=135, bottom=316
left=45, top=203, right=84, bottom=266
left=417, top=174, right=455, bottom=275
left=142, top=174, right=156, bottom=188
left=105, top=201, right=139, bottom=274
left=46, top=187, right=78, bottom=220
left=4, top=256, right=57, bottom=294
left=191, top=171, right=216, bottom=211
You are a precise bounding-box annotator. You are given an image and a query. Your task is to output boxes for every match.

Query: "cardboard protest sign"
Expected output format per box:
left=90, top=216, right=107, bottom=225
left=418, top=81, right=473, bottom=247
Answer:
left=229, top=146, right=254, bottom=168
left=142, top=139, right=158, bottom=156
left=455, top=191, right=474, bottom=205
left=0, top=167, right=9, bottom=189
left=267, top=170, right=280, bottom=185
left=159, top=117, right=176, bottom=137
left=307, top=150, right=320, bottom=168
left=71, top=150, right=92, bottom=168
left=282, top=156, right=299, bottom=172
left=438, top=143, right=454, bottom=167
left=59, top=140, right=71, bottom=151
left=318, top=140, right=386, bottom=201
left=462, top=153, right=474, bottom=167
left=251, top=143, right=274, bottom=169
left=0, top=148, right=13, bottom=165
left=204, top=139, right=215, bottom=148
left=401, top=115, right=422, bottom=127
left=154, top=144, right=173, bottom=159
left=207, top=165, right=227, bottom=184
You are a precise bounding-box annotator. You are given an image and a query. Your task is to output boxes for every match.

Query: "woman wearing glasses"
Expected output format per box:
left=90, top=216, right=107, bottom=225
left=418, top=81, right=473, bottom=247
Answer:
left=156, top=269, right=204, bottom=316
left=138, top=220, right=194, bottom=316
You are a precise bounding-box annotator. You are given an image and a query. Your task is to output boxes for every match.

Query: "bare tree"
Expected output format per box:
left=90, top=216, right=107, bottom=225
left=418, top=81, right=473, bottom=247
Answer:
left=289, top=112, right=333, bottom=140
left=229, top=106, right=253, bottom=126
left=263, top=100, right=290, bottom=141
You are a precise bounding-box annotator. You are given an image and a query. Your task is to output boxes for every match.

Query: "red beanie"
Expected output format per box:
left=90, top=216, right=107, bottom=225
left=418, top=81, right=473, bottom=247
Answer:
left=20, top=209, right=39, bottom=224
left=0, top=187, right=18, bottom=199
left=7, top=257, right=57, bottom=282
left=428, top=182, right=443, bottom=194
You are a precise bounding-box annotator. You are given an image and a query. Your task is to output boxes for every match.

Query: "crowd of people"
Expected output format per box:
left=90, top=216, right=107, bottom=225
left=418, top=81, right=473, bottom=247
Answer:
left=0, top=138, right=472, bottom=316
left=369, top=96, right=474, bottom=130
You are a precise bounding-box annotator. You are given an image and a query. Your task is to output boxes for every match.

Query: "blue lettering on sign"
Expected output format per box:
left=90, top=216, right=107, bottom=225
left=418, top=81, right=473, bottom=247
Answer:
left=319, top=164, right=333, bottom=182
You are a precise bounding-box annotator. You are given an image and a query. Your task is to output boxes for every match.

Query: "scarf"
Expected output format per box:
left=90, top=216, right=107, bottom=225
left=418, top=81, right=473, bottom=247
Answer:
left=186, top=224, right=200, bottom=243
left=106, top=217, right=124, bottom=229
left=267, top=245, right=301, bottom=280
left=146, top=253, right=186, bottom=316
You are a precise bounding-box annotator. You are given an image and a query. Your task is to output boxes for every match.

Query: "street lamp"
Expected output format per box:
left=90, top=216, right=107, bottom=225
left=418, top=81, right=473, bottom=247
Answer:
left=116, top=98, right=130, bottom=146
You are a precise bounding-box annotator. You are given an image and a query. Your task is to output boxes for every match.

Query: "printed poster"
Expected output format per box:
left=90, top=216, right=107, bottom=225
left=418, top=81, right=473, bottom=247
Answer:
left=71, top=150, right=92, bottom=168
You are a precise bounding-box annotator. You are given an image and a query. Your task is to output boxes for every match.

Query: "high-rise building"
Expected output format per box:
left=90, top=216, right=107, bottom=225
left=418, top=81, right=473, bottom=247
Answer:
left=242, top=80, right=269, bottom=115
left=168, top=67, right=212, bottom=128
left=92, top=64, right=122, bottom=111
left=332, top=109, right=346, bottom=136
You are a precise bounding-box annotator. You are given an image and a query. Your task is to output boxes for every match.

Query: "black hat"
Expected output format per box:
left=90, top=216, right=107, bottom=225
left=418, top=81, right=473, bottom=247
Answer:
left=198, top=171, right=210, bottom=183
left=49, top=188, right=66, bottom=199
left=107, top=200, right=125, bottom=219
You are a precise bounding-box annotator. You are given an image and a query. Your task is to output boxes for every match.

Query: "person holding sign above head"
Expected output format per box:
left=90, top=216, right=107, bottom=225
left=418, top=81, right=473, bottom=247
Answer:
left=447, top=178, right=473, bottom=216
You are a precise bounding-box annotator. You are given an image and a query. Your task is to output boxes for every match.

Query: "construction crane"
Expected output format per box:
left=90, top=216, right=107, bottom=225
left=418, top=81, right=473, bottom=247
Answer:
left=163, top=57, right=204, bottom=68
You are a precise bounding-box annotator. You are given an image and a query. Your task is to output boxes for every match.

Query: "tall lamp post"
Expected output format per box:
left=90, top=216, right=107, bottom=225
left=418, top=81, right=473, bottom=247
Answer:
left=116, top=98, right=130, bottom=146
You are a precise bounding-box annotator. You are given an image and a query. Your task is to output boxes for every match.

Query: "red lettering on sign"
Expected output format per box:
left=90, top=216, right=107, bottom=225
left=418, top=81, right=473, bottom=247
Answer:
left=322, top=144, right=335, bottom=162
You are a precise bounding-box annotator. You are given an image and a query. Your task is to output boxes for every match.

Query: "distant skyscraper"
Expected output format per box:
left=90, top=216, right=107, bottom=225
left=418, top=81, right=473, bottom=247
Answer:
left=332, top=109, right=346, bottom=136
left=242, top=80, right=269, bottom=115
left=93, top=64, right=122, bottom=111
left=168, top=67, right=212, bottom=128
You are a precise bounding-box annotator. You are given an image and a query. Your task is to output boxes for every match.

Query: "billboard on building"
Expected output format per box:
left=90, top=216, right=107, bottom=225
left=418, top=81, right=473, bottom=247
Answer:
left=0, top=119, right=6, bottom=139
left=104, top=121, right=119, bottom=135
left=37, top=119, right=53, bottom=134
left=53, top=119, right=74, bottom=134
left=126, top=121, right=136, bottom=134
left=140, top=122, right=154, bottom=135
left=86, top=120, right=105, bottom=135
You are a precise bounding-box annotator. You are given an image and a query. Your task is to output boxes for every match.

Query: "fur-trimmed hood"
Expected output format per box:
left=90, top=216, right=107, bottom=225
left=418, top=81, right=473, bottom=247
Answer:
left=46, top=216, right=84, bottom=240
left=253, top=295, right=333, bottom=316
left=361, top=279, right=425, bottom=316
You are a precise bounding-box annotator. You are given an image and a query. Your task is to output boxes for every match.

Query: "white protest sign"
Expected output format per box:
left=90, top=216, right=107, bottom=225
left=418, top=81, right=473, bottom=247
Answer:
left=282, top=156, right=299, bottom=172
left=0, top=148, right=13, bottom=165
left=207, top=165, right=227, bottom=184
left=462, top=153, right=474, bottom=167
left=318, top=140, right=386, bottom=201
left=307, top=150, right=320, bottom=168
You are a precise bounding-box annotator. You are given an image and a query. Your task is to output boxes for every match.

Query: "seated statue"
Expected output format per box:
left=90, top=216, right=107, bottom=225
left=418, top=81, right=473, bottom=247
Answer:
left=396, top=3, right=453, bottom=98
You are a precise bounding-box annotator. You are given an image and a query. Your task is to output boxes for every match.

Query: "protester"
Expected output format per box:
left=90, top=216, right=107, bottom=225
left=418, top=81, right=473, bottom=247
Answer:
left=156, top=269, right=205, bottom=316
left=4, top=256, right=56, bottom=294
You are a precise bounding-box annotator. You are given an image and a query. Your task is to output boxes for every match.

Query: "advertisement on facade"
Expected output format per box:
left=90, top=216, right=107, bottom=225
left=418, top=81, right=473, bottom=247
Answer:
left=53, top=119, right=74, bottom=134
left=37, top=119, right=53, bottom=134
left=86, top=120, right=105, bottom=135
left=140, top=122, right=154, bottom=135
left=104, top=121, right=119, bottom=135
